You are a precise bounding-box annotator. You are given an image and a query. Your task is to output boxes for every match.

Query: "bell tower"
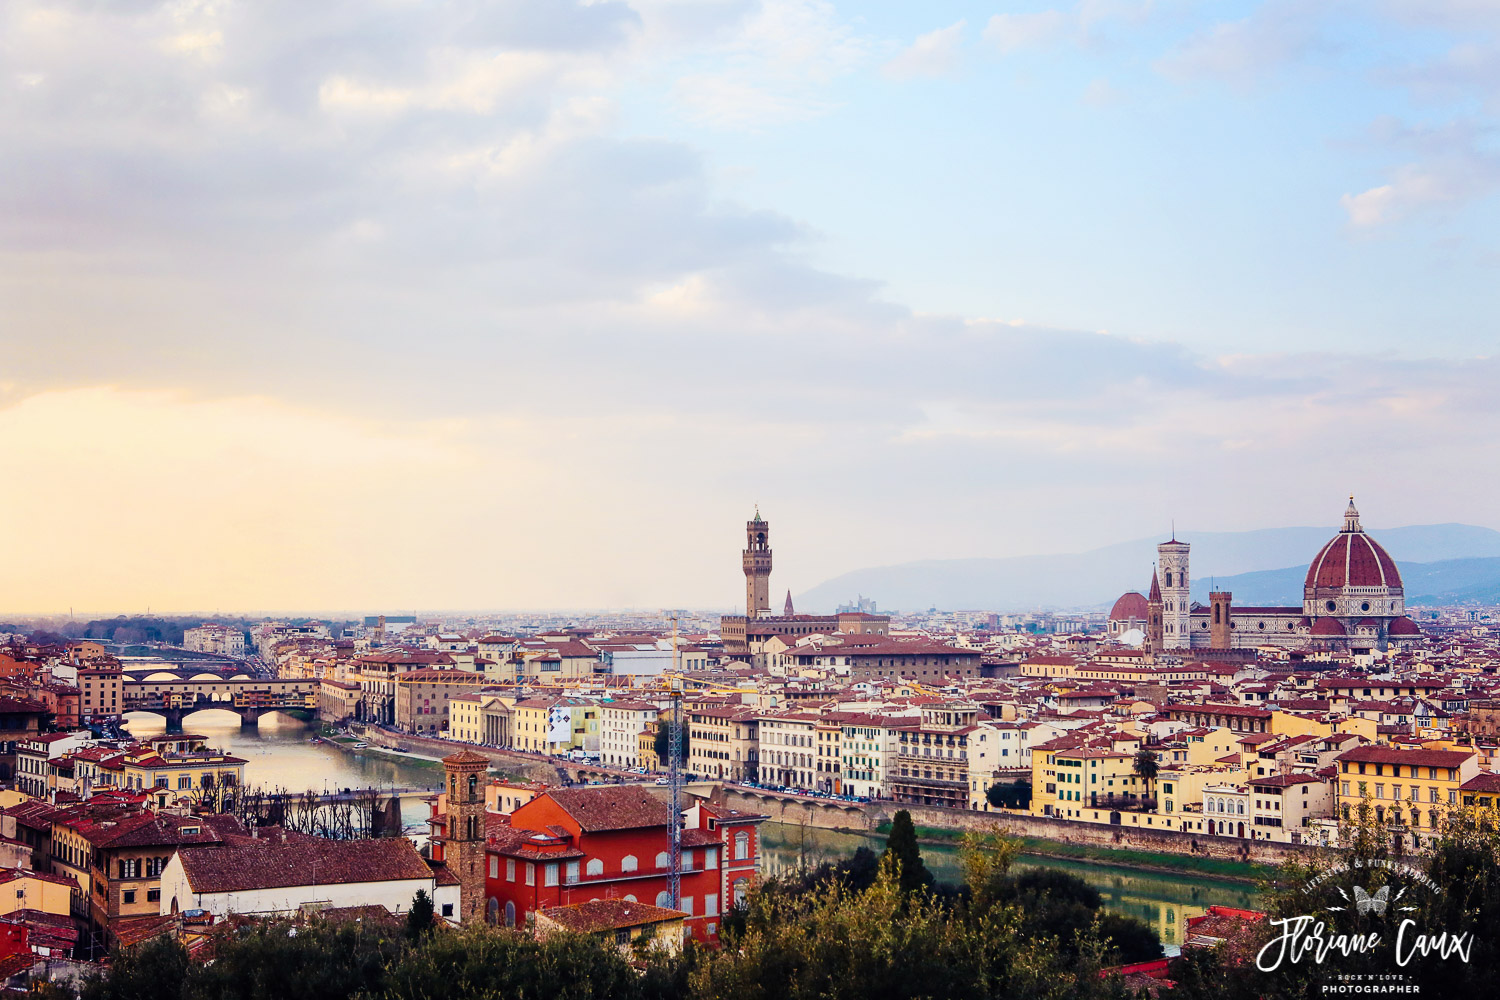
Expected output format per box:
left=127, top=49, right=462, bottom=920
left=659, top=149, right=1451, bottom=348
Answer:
left=743, top=507, right=772, bottom=618
left=1210, top=591, right=1233, bottom=650
left=442, top=749, right=489, bottom=924
left=1157, top=538, right=1191, bottom=650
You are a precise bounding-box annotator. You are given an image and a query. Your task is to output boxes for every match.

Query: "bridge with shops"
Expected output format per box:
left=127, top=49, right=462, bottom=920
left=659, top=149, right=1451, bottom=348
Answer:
left=122, top=677, right=320, bottom=728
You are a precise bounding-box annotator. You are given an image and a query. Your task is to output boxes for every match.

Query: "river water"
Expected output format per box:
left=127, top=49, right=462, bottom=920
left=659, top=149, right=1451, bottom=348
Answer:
left=126, top=711, right=1259, bottom=949
left=758, top=823, right=1262, bottom=951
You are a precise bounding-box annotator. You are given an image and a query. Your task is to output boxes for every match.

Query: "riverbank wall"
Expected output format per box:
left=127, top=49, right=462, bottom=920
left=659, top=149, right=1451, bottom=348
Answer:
left=350, top=726, right=564, bottom=785
left=713, top=787, right=1306, bottom=867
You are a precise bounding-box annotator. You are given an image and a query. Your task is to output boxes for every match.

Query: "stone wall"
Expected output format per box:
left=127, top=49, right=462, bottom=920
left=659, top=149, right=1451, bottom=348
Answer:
left=354, top=726, right=563, bottom=785
left=713, top=787, right=1308, bottom=867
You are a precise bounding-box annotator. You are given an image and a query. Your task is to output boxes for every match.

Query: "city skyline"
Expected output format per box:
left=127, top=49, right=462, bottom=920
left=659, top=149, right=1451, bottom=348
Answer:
left=4, top=1, right=1499, bottom=612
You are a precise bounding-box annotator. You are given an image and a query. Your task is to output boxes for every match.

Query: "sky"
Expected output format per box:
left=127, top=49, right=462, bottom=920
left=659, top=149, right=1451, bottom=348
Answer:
left=2, top=0, right=1499, bottom=615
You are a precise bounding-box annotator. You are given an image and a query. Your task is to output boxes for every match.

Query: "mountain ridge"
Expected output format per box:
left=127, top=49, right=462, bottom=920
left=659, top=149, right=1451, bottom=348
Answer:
left=794, top=523, right=1500, bottom=613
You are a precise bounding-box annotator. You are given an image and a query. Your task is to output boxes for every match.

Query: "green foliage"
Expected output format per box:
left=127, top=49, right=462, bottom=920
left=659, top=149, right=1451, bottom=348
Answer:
left=986, top=780, right=1032, bottom=810
left=1132, top=749, right=1158, bottom=783
left=881, top=810, right=933, bottom=895
left=188, top=921, right=404, bottom=1000
left=82, top=935, right=190, bottom=1000
left=653, top=724, right=685, bottom=768
left=405, top=890, right=434, bottom=940
left=383, top=923, right=655, bottom=1000
left=81, top=838, right=1164, bottom=1000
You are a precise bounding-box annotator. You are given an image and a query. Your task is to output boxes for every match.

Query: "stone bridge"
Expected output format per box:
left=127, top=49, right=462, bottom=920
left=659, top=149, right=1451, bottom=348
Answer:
left=123, top=677, right=319, bottom=729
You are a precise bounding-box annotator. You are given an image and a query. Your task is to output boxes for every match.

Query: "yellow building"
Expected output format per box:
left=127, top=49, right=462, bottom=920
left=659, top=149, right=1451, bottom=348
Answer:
left=1032, top=743, right=1147, bottom=819
left=0, top=868, right=75, bottom=917
left=116, top=740, right=247, bottom=811
left=1335, top=745, right=1479, bottom=848
left=509, top=697, right=599, bottom=755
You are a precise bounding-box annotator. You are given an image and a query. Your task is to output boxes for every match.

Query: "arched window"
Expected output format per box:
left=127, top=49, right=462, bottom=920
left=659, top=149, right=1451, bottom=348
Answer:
left=656, top=891, right=671, bottom=907
left=732, top=877, right=750, bottom=908
left=621, top=854, right=638, bottom=873
left=624, top=894, right=637, bottom=903
left=468, top=774, right=478, bottom=801
left=655, top=851, right=670, bottom=869
left=734, top=831, right=749, bottom=860
left=486, top=897, right=499, bottom=924
left=504, top=901, right=516, bottom=927
left=586, top=858, right=603, bottom=876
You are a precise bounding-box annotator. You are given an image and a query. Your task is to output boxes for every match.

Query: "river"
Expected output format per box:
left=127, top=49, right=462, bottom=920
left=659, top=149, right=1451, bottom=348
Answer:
left=758, top=823, right=1263, bottom=952
left=126, top=712, right=1259, bottom=950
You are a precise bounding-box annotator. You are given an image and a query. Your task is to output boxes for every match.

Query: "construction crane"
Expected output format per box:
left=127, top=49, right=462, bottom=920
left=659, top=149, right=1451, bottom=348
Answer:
left=663, top=610, right=685, bottom=910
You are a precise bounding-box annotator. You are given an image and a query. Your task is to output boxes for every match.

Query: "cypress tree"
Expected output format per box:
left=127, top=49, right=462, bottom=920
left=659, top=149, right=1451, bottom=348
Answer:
left=881, top=810, right=932, bottom=894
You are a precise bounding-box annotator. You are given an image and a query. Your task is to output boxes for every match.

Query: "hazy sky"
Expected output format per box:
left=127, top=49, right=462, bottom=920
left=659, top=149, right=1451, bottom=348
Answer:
left=3, top=0, right=1498, bottom=614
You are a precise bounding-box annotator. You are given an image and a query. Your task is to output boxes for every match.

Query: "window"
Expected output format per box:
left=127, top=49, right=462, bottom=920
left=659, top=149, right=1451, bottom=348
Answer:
left=147, top=889, right=160, bottom=903
left=505, top=901, right=516, bottom=927
left=441, top=903, right=454, bottom=917
left=734, top=831, right=749, bottom=860
left=506, top=859, right=516, bottom=882
left=525, top=863, right=535, bottom=886
left=656, top=891, right=671, bottom=907
left=621, top=855, right=638, bottom=873
left=544, top=863, right=558, bottom=886
left=566, top=861, right=579, bottom=884
left=733, top=877, right=750, bottom=908
left=656, top=851, right=670, bottom=869
left=123, top=890, right=136, bottom=904
left=705, top=893, right=719, bottom=917
left=489, top=857, right=498, bottom=879
left=682, top=896, right=694, bottom=916
left=586, top=858, right=603, bottom=876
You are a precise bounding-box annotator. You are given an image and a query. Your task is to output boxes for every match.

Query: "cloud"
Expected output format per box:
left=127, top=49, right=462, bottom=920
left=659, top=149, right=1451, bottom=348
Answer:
left=983, top=10, right=1072, bottom=54
left=882, top=20, right=965, bottom=80
left=664, top=0, right=871, bottom=127
left=1340, top=119, right=1500, bottom=226
left=1156, top=3, right=1324, bottom=84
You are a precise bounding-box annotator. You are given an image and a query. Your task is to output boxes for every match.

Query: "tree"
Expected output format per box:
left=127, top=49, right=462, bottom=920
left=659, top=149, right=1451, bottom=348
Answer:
left=653, top=724, right=686, bottom=769
left=986, top=780, right=1031, bottom=810
left=406, top=889, right=434, bottom=940
left=881, top=810, right=933, bottom=894
left=1132, top=748, right=1158, bottom=784
left=82, top=936, right=189, bottom=1000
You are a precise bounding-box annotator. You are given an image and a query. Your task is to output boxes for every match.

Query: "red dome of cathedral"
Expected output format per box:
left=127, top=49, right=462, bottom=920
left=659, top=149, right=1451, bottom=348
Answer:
left=1303, top=498, right=1403, bottom=591
left=1109, top=592, right=1150, bottom=621
left=1388, top=616, right=1422, bottom=636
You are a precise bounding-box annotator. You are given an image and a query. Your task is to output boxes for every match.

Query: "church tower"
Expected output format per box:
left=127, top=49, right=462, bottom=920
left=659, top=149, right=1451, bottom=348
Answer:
left=1209, top=591, right=1233, bottom=650
left=743, top=508, right=772, bottom=618
left=1158, top=538, right=1191, bottom=650
left=442, top=749, right=489, bottom=923
left=1145, top=567, right=1163, bottom=653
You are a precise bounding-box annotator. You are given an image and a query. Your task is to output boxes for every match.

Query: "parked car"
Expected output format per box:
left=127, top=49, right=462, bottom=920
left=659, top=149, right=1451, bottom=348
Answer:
left=654, top=777, right=669, bottom=785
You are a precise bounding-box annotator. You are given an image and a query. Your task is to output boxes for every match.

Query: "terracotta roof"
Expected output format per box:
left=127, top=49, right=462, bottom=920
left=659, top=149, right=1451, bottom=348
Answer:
left=538, top=899, right=684, bottom=933
left=1305, top=527, right=1402, bottom=591
left=539, top=786, right=669, bottom=833
left=179, top=836, right=432, bottom=893
left=1336, top=746, right=1475, bottom=768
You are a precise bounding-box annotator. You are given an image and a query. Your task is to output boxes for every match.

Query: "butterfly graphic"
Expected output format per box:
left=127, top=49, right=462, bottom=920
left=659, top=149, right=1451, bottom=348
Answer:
left=1352, top=886, right=1389, bottom=915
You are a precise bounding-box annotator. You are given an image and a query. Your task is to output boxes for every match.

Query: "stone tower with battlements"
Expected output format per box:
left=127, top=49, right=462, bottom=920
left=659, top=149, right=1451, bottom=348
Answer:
left=743, top=508, right=772, bottom=618
left=1209, top=591, right=1233, bottom=649
left=442, top=749, right=489, bottom=923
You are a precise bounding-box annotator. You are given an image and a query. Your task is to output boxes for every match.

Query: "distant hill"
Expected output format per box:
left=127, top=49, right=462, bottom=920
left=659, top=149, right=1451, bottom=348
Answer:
left=1187, top=557, right=1500, bottom=607
left=794, top=523, right=1500, bottom=613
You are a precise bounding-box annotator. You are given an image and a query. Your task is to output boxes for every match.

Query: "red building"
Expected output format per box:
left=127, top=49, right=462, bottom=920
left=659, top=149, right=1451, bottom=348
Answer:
left=433, top=785, right=765, bottom=946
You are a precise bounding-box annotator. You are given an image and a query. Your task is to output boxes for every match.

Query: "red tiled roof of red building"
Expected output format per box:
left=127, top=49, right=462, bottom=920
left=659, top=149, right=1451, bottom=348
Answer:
left=534, top=785, right=669, bottom=833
